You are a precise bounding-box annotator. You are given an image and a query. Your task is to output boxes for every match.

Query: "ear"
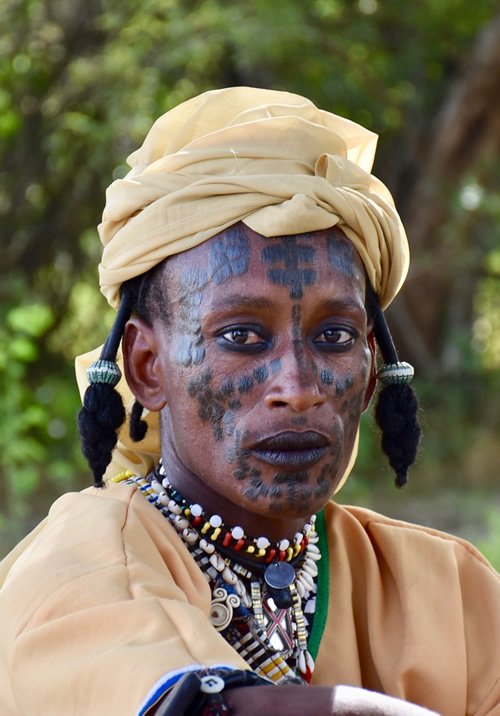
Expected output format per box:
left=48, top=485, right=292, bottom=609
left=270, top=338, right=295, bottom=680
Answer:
left=361, top=331, right=377, bottom=412
left=122, top=317, right=168, bottom=411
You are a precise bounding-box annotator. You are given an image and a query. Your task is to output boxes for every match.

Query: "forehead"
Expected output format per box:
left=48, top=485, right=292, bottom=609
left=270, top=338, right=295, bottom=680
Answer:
left=164, top=223, right=366, bottom=299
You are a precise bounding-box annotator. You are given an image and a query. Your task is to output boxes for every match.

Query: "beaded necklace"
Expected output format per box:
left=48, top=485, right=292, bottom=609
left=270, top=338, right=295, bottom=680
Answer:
left=115, top=464, right=321, bottom=684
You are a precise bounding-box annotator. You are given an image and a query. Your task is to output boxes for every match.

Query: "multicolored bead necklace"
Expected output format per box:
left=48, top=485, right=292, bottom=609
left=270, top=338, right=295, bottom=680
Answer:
left=113, top=464, right=321, bottom=684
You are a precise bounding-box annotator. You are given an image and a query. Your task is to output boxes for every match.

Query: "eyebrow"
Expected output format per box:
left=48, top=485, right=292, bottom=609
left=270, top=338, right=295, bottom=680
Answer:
left=208, top=296, right=365, bottom=314
left=318, top=298, right=365, bottom=313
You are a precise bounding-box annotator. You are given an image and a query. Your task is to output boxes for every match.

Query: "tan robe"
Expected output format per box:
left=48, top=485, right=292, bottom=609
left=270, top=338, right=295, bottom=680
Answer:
left=0, top=483, right=499, bottom=716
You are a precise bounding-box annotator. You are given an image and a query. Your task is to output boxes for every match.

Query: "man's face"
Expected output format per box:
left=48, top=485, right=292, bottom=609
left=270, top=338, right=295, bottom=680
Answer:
left=134, top=224, right=373, bottom=532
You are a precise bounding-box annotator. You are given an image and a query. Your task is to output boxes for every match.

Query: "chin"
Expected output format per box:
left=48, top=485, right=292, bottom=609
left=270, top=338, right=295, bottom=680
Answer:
left=251, top=486, right=334, bottom=520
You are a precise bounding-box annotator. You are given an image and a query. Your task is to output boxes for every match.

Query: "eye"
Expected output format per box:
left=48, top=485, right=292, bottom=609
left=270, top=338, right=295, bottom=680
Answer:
left=315, top=327, right=356, bottom=349
left=217, top=326, right=267, bottom=352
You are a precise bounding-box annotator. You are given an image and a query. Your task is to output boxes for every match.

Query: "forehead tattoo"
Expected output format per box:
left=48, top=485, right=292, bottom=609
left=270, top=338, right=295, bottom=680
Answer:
left=176, top=268, right=207, bottom=366
left=262, top=236, right=316, bottom=299
left=327, top=233, right=358, bottom=278
left=175, top=227, right=250, bottom=366
left=209, top=225, right=250, bottom=284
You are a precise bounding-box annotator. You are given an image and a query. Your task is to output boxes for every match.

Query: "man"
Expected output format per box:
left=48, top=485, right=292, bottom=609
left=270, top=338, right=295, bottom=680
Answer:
left=0, top=87, right=498, bottom=716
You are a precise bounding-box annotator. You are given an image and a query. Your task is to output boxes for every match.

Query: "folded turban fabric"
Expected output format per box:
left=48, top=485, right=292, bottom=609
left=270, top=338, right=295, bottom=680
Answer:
left=78, top=86, right=410, bottom=482
left=98, top=86, right=409, bottom=310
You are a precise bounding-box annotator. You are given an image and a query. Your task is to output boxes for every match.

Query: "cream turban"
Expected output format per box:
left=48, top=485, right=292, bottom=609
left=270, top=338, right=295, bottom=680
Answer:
left=78, top=86, right=409, bottom=482
left=99, top=86, right=408, bottom=310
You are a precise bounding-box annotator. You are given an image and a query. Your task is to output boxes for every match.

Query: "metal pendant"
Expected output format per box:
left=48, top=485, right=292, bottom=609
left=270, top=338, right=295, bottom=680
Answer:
left=264, top=562, right=295, bottom=608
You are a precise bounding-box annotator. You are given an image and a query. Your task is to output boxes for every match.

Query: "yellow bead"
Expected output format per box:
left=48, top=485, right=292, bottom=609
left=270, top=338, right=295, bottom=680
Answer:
left=211, top=527, right=222, bottom=541
left=109, top=470, right=135, bottom=483
left=201, top=522, right=211, bottom=534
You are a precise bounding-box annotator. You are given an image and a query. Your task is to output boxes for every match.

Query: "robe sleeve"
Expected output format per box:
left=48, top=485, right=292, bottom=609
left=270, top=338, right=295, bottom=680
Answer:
left=0, top=485, right=248, bottom=716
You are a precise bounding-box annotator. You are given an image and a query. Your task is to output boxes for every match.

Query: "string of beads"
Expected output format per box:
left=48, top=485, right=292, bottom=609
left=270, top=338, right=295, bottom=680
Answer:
left=111, top=465, right=321, bottom=683
left=150, top=462, right=316, bottom=565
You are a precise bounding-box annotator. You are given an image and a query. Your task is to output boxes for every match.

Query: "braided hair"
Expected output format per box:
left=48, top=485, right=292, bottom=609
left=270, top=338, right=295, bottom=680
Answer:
left=78, top=267, right=420, bottom=489
left=366, top=284, right=421, bottom=487
left=78, top=265, right=165, bottom=487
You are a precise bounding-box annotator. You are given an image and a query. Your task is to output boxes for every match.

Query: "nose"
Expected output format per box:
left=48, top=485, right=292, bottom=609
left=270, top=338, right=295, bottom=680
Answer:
left=264, top=343, right=326, bottom=412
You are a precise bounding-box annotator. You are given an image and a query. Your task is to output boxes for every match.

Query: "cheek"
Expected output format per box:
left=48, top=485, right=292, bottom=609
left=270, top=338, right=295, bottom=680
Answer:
left=181, top=361, right=271, bottom=444
left=184, top=368, right=230, bottom=442
left=337, top=357, right=370, bottom=427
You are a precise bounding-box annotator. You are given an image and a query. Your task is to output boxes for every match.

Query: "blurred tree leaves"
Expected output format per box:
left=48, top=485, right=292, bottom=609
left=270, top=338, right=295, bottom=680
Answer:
left=1, top=0, right=499, bottom=556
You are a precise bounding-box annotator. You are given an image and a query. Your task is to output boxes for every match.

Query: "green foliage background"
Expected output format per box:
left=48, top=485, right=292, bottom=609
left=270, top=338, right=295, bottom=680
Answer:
left=1, top=0, right=499, bottom=565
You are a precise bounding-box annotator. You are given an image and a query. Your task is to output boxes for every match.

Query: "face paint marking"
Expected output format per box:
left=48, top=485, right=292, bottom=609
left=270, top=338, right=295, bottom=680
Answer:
left=273, top=471, right=309, bottom=485
left=291, top=416, right=307, bottom=426
left=237, top=375, right=254, bottom=393
left=334, top=375, right=354, bottom=397
left=320, top=369, right=334, bottom=386
left=342, top=392, right=365, bottom=423
left=253, top=365, right=269, bottom=384
left=175, top=229, right=250, bottom=366
left=244, top=475, right=269, bottom=500
left=287, top=481, right=299, bottom=506
left=312, top=461, right=340, bottom=499
left=291, top=304, right=309, bottom=387
left=270, top=358, right=281, bottom=374
left=209, top=226, right=250, bottom=284
left=222, top=411, right=235, bottom=438
left=243, top=485, right=260, bottom=501
left=175, top=268, right=208, bottom=366
left=262, top=237, right=316, bottom=299
left=327, top=233, right=357, bottom=278
left=215, top=378, right=235, bottom=398
left=232, top=441, right=261, bottom=483
left=187, top=369, right=227, bottom=441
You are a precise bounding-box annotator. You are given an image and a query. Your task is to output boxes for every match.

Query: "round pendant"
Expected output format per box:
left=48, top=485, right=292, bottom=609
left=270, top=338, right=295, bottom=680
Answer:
left=264, top=561, right=295, bottom=590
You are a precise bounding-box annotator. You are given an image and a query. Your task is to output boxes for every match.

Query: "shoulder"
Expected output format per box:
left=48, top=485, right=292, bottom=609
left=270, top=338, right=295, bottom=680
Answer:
left=323, top=500, right=498, bottom=577
left=320, top=501, right=500, bottom=714
left=0, top=483, right=191, bottom=610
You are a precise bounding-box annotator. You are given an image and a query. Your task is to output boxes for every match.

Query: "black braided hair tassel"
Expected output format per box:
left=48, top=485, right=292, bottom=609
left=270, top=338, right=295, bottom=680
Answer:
left=78, top=384, right=126, bottom=487
left=77, top=292, right=132, bottom=487
left=366, top=283, right=421, bottom=487
left=130, top=400, right=148, bottom=442
left=374, top=383, right=420, bottom=487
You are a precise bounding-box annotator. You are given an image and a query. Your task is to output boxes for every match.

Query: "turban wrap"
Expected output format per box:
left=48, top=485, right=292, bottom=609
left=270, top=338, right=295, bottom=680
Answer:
left=77, top=86, right=410, bottom=482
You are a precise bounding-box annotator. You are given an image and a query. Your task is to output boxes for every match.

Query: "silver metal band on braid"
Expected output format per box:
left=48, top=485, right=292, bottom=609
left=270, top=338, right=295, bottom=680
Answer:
left=86, top=359, right=122, bottom=387
left=377, top=361, right=414, bottom=385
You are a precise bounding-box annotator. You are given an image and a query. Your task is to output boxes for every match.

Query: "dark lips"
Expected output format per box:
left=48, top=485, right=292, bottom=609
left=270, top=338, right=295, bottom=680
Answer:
left=250, top=431, right=329, bottom=469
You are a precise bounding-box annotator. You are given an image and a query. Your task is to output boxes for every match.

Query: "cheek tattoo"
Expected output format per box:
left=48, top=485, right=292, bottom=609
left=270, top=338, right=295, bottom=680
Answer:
left=253, top=364, right=269, bottom=384
left=270, top=358, right=281, bottom=375
left=262, top=236, right=316, bottom=299
left=320, top=369, right=355, bottom=396
left=237, top=375, right=254, bottom=394
left=187, top=369, right=226, bottom=441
